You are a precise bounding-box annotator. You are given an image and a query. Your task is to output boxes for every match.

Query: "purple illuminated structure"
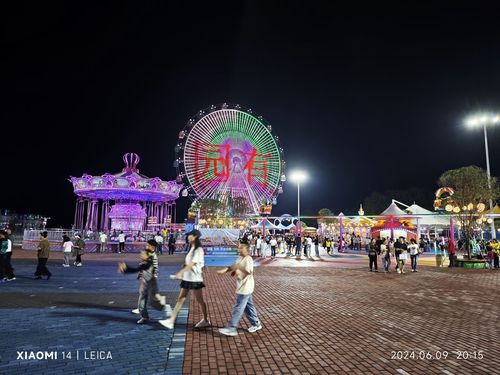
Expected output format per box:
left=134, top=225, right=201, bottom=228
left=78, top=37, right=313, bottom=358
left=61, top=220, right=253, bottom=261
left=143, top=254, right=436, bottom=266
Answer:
left=70, top=153, right=182, bottom=232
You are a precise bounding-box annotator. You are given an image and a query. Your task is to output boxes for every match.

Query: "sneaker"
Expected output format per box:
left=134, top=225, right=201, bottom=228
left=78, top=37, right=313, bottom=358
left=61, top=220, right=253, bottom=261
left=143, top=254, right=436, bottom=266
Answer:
left=76, top=263, right=83, bottom=267
left=137, top=318, right=149, bottom=324
left=158, top=318, right=174, bottom=329
left=73, top=262, right=77, bottom=265
left=62, top=264, right=70, bottom=267
left=163, top=304, right=172, bottom=318
left=218, top=327, right=238, bottom=337
left=194, top=319, right=211, bottom=329
left=131, top=308, right=140, bottom=314
left=248, top=324, right=262, bottom=333
left=7, top=277, right=16, bottom=281
left=401, top=270, right=405, bottom=274
left=397, top=269, right=401, bottom=274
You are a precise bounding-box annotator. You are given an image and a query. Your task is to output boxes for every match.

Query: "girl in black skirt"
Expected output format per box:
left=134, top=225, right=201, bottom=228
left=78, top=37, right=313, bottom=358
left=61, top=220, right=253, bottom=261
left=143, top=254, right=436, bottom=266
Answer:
left=159, top=229, right=210, bottom=329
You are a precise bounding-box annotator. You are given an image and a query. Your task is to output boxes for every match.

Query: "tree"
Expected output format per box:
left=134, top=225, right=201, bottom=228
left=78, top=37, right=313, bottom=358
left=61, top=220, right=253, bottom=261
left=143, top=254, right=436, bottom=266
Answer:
left=438, top=166, right=499, bottom=258
left=318, top=208, right=335, bottom=224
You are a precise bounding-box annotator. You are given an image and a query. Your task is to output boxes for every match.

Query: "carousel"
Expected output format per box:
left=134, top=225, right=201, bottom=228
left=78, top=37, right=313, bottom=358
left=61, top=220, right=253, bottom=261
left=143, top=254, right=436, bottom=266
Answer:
left=70, top=153, right=181, bottom=234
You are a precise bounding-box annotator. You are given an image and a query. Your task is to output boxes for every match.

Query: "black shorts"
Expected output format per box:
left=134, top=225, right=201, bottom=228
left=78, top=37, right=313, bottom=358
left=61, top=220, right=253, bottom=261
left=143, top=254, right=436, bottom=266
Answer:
left=180, top=280, right=205, bottom=290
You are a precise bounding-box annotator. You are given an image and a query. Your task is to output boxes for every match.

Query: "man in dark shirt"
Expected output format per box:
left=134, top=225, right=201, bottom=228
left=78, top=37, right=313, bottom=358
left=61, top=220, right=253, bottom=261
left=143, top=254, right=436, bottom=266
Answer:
left=394, top=237, right=408, bottom=273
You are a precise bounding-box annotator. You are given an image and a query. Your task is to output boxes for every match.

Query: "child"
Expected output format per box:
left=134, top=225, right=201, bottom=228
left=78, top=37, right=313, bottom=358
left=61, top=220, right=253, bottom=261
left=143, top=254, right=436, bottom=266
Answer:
left=118, top=239, right=171, bottom=325
left=217, top=243, right=262, bottom=336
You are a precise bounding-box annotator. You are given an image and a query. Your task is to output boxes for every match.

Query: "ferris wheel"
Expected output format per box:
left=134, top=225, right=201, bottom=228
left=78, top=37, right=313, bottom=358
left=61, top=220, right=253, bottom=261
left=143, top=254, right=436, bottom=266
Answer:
left=175, top=103, right=285, bottom=215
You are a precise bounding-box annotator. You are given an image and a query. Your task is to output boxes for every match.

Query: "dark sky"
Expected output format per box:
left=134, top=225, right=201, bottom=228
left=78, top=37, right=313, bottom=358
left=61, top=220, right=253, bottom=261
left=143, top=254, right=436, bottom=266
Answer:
left=2, top=2, right=500, bottom=226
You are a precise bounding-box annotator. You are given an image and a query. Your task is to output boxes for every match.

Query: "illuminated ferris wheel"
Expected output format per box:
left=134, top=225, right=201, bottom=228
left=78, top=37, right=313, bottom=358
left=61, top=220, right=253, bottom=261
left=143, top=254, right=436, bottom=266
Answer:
left=175, top=103, right=285, bottom=215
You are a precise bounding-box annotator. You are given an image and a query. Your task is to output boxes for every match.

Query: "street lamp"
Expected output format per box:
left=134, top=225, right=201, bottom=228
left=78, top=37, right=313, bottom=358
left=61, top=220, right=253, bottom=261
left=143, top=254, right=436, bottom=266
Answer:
left=289, top=170, right=308, bottom=237
left=464, top=112, right=500, bottom=239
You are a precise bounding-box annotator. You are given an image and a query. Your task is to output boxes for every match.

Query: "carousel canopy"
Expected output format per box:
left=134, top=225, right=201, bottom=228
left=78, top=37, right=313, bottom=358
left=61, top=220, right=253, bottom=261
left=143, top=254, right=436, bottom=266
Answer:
left=70, top=153, right=181, bottom=202
left=405, top=203, right=449, bottom=226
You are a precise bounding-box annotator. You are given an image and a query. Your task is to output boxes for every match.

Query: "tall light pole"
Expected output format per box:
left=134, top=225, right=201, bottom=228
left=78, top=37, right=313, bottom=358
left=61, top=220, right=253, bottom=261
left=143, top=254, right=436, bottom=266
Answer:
left=289, top=170, right=308, bottom=237
left=465, top=112, right=500, bottom=239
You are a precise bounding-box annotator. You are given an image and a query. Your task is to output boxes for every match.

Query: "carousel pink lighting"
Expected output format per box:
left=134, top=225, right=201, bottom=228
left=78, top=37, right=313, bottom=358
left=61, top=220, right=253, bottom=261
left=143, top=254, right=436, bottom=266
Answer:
left=69, top=153, right=182, bottom=232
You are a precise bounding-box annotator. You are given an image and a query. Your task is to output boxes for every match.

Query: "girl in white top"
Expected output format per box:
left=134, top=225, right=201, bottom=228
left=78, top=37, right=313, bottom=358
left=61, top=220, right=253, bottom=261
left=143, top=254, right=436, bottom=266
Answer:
left=159, top=229, right=210, bottom=330
left=62, top=235, right=73, bottom=267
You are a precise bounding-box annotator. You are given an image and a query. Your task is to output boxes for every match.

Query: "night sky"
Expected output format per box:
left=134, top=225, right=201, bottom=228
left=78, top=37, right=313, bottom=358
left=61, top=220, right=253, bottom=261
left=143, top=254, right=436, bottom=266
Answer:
left=3, top=2, right=500, bottom=227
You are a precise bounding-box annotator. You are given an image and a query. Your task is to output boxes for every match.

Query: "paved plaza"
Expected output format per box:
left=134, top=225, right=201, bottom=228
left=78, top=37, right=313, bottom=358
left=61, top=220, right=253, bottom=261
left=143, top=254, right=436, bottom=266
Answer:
left=1, top=249, right=499, bottom=374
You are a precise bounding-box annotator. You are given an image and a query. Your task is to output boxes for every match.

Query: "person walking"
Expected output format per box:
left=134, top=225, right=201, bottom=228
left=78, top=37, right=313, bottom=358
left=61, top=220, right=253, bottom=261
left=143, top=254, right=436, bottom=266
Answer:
left=118, top=231, right=126, bottom=253
left=62, top=235, right=73, bottom=267
left=0, top=230, right=14, bottom=281
left=154, top=232, right=164, bottom=255
left=73, top=234, right=85, bottom=266
left=99, top=232, right=108, bottom=253
left=0, top=230, right=15, bottom=281
left=35, top=231, right=52, bottom=280
left=395, top=237, right=408, bottom=274
left=269, top=236, right=277, bottom=258
left=119, top=239, right=172, bottom=325
left=217, top=243, right=262, bottom=336
left=368, top=238, right=378, bottom=272
left=380, top=238, right=390, bottom=272
left=314, top=236, right=320, bottom=257
left=159, top=230, right=210, bottom=330
left=256, top=235, right=262, bottom=257
left=408, top=238, right=419, bottom=272
left=168, top=233, right=176, bottom=255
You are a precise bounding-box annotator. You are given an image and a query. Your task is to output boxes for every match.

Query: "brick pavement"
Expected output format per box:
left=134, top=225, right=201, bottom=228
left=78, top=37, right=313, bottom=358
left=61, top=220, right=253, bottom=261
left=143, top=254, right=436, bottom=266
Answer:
left=184, top=264, right=500, bottom=375
left=0, top=255, right=185, bottom=375
left=3, top=248, right=499, bottom=374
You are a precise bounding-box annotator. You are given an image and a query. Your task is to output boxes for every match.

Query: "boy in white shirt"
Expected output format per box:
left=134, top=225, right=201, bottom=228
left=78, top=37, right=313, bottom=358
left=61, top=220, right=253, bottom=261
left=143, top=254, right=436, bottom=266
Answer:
left=217, top=243, right=262, bottom=336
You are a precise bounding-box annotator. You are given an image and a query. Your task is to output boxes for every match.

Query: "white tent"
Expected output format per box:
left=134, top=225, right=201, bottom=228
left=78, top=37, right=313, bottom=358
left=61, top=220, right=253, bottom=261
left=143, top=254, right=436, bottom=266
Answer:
left=379, top=202, right=407, bottom=217
left=405, top=203, right=449, bottom=226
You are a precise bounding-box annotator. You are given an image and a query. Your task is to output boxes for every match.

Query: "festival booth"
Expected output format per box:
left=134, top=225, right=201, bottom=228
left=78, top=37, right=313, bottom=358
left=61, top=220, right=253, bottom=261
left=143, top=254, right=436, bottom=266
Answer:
left=371, top=202, right=416, bottom=240
left=405, top=203, right=449, bottom=241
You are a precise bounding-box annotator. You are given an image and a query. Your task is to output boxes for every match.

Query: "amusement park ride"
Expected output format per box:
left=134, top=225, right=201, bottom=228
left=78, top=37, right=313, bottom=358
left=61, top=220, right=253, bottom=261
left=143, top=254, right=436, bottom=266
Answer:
left=175, top=103, right=286, bottom=217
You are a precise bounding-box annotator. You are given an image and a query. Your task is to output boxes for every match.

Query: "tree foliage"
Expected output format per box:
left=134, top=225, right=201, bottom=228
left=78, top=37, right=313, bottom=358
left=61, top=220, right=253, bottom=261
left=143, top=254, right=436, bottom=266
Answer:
left=438, top=165, right=499, bottom=258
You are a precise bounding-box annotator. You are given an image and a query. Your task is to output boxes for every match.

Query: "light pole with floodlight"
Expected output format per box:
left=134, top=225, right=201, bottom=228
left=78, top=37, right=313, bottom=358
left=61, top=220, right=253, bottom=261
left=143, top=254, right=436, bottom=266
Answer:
left=289, top=170, right=308, bottom=238
left=465, top=112, right=500, bottom=239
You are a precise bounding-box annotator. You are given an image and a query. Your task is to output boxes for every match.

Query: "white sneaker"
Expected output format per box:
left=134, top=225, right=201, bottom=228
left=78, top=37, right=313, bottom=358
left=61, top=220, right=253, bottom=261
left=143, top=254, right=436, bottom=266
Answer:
left=159, top=318, right=174, bottom=329
left=397, top=269, right=401, bottom=274
left=7, top=277, right=16, bottom=281
left=131, top=308, right=140, bottom=314
left=62, top=264, right=70, bottom=267
left=218, top=327, right=238, bottom=336
left=163, top=304, right=172, bottom=318
left=195, top=319, right=211, bottom=329
left=248, top=324, right=262, bottom=333
left=76, top=263, right=83, bottom=267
